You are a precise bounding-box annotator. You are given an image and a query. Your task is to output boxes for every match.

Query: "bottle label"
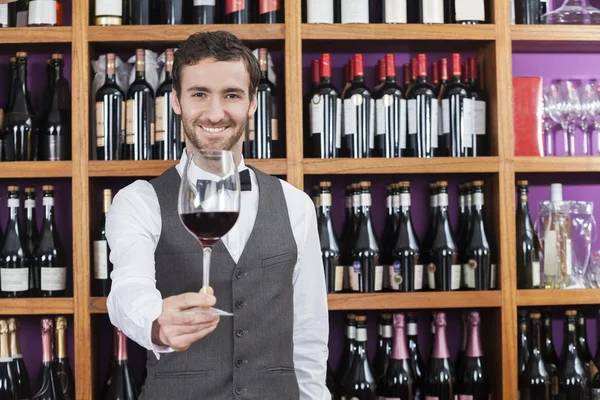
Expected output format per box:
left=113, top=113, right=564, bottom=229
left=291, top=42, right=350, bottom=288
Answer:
left=438, top=193, right=449, bottom=207
left=347, top=325, right=356, bottom=339
left=386, top=195, right=392, bottom=210
left=28, top=0, right=57, bottom=25
left=389, top=261, right=402, bottom=290
left=41, top=267, right=67, bottom=291
left=226, top=0, right=245, bottom=14
left=126, top=99, right=136, bottom=144
left=475, top=100, right=486, bottom=135
left=43, top=197, right=54, bottom=207
left=428, top=263, right=436, bottom=289
left=463, top=260, right=476, bottom=289
left=96, top=102, right=105, bottom=147
left=0, top=268, right=29, bottom=292
left=93, top=240, right=109, bottom=279
left=414, top=264, right=423, bottom=290
left=430, top=98, right=438, bottom=148
left=442, top=98, right=450, bottom=134
left=309, top=96, right=323, bottom=135
left=307, top=0, right=334, bottom=23
left=194, top=0, right=216, bottom=4
left=407, top=99, right=417, bottom=134
left=473, top=192, right=484, bottom=206
left=375, top=98, right=385, bottom=136
left=382, top=325, right=393, bottom=338
left=155, top=96, right=166, bottom=143
left=422, top=0, right=444, bottom=23
left=369, top=98, right=375, bottom=150
left=490, top=264, right=497, bottom=289
left=151, top=122, right=156, bottom=145
left=407, top=322, right=417, bottom=336
left=341, top=0, right=369, bottom=23
left=259, top=0, right=280, bottom=14
left=343, top=98, right=356, bottom=135
left=96, top=0, right=123, bottom=17
left=455, top=0, right=485, bottom=22
left=272, top=102, right=279, bottom=141
left=384, top=0, right=407, bottom=23
left=0, top=5, right=8, bottom=26
left=532, top=261, right=541, bottom=287
left=121, top=100, right=126, bottom=133
left=543, top=230, right=558, bottom=276
left=360, top=193, right=371, bottom=207
left=458, top=396, right=474, bottom=400
left=399, top=99, right=407, bottom=149
left=451, top=264, right=461, bottom=290
left=393, top=193, right=402, bottom=208
left=320, top=193, right=332, bottom=207
left=334, top=266, right=344, bottom=291
left=375, top=265, right=383, bottom=291
left=463, top=98, right=474, bottom=148
left=8, top=198, right=19, bottom=208
left=25, top=199, right=35, bottom=209
left=336, top=98, right=342, bottom=148
left=16, top=10, right=28, bottom=27
left=356, top=327, right=367, bottom=341
left=349, top=262, right=361, bottom=291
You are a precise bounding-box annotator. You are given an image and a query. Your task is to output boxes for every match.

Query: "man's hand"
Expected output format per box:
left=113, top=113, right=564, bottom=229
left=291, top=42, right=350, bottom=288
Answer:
left=151, top=287, right=220, bottom=352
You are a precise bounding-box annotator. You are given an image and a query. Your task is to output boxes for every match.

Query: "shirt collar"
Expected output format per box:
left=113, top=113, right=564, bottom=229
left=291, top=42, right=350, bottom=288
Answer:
left=175, top=147, right=248, bottom=182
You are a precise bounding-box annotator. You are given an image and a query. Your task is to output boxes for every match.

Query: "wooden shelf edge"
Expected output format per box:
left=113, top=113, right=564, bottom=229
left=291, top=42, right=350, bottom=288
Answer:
left=514, top=156, right=600, bottom=173
left=517, top=289, right=600, bottom=306
left=0, top=298, right=74, bottom=315
left=511, top=25, right=600, bottom=42
left=327, top=291, right=502, bottom=310
left=0, top=27, right=72, bottom=43
left=302, top=24, right=496, bottom=40
left=303, top=157, right=500, bottom=175
left=0, top=161, right=72, bottom=178
left=88, top=24, right=285, bottom=42
left=90, top=297, right=108, bottom=314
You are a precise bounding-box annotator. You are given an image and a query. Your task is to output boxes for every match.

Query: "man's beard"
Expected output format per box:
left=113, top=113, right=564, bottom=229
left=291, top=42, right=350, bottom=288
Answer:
left=182, top=114, right=246, bottom=151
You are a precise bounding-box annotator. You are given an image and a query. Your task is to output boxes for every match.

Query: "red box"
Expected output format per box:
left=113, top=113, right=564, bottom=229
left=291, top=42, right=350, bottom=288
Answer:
left=513, top=77, right=544, bottom=157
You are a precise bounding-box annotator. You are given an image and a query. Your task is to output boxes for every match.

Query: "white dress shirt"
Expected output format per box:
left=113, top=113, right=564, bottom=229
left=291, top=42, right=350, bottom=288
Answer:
left=105, top=151, right=330, bottom=400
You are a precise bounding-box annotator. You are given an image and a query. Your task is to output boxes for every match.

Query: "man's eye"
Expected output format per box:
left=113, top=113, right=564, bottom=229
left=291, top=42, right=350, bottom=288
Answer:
left=193, top=93, right=206, bottom=98
left=226, top=94, right=240, bottom=99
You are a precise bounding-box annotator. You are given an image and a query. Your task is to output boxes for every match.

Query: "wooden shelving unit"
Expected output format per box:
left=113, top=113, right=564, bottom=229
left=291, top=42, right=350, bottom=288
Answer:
left=2, top=1, right=598, bottom=399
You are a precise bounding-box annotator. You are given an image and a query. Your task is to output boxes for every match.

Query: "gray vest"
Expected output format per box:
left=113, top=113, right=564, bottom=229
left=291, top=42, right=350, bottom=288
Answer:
left=140, top=166, right=300, bottom=400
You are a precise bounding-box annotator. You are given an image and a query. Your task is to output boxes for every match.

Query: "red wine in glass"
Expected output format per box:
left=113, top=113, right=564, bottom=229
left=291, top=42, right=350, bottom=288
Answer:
left=180, top=211, right=240, bottom=247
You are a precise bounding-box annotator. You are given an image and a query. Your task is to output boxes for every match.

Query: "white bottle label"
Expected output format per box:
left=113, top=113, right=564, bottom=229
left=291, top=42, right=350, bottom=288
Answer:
left=25, top=199, right=35, bottom=209
left=0, top=4, right=8, bottom=26
left=349, top=262, right=361, bottom=291
left=0, top=268, right=29, bottom=292
left=375, top=265, right=383, bottom=291
left=336, top=98, right=342, bottom=148
left=343, top=98, right=357, bottom=135
left=475, top=100, right=486, bottom=135
left=544, top=230, right=558, bottom=276
left=438, top=193, right=449, bottom=207
left=341, top=0, right=369, bottom=23
left=400, top=193, right=411, bottom=206
left=194, top=0, right=216, bottom=5
left=442, top=99, right=450, bottom=134
left=8, top=198, right=19, bottom=208
left=463, top=262, right=476, bottom=289
left=428, top=264, right=436, bottom=289
left=455, top=0, right=485, bottom=22
left=356, top=327, right=367, bottom=341
left=407, top=322, right=417, bottom=336
left=422, top=0, right=444, bottom=23
left=369, top=98, right=375, bottom=149
left=93, top=240, right=109, bottom=279
left=451, top=264, right=461, bottom=290
left=473, top=192, right=484, bottom=206
left=376, top=98, right=385, bottom=135
left=96, top=0, right=123, bottom=17
left=126, top=99, right=136, bottom=144
left=155, top=96, right=166, bottom=143
left=41, top=267, right=67, bottom=291
left=347, top=325, right=356, bottom=339
left=307, top=0, right=334, bottom=23
left=431, top=98, right=438, bottom=148
left=399, top=99, right=407, bottom=149
left=43, top=197, right=54, bottom=206
left=384, top=0, right=407, bottom=23
left=16, top=10, right=28, bottom=27
left=532, top=261, right=541, bottom=287
left=361, top=193, right=371, bottom=207
left=28, top=0, right=57, bottom=25
left=310, top=97, right=324, bottom=135
left=414, top=264, right=423, bottom=290
left=334, top=266, right=344, bottom=291
left=463, top=98, right=474, bottom=148
left=407, top=99, right=417, bottom=134
left=389, top=261, right=402, bottom=290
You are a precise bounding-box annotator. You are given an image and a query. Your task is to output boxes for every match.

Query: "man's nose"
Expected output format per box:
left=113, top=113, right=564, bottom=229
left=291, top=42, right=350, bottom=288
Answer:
left=205, top=97, right=225, bottom=123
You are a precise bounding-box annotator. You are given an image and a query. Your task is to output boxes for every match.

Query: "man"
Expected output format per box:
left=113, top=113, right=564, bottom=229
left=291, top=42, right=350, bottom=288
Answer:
left=105, top=30, right=329, bottom=400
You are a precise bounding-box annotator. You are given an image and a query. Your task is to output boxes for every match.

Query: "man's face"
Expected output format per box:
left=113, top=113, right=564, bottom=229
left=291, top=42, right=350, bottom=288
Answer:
left=172, top=58, right=257, bottom=155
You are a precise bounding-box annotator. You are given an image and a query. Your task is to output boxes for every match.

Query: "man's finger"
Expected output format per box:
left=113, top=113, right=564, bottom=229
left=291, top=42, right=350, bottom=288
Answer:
left=166, top=292, right=216, bottom=310
left=163, top=310, right=220, bottom=326
left=171, top=323, right=219, bottom=350
left=166, top=320, right=220, bottom=337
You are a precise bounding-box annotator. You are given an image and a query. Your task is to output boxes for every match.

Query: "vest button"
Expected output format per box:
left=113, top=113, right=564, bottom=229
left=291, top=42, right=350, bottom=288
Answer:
left=235, top=300, right=244, bottom=309
left=235, top=386, right=245, bottom=395
left=236, top=328, right=245, bottom=338
left=235, top=270, right=245, bottom=279
left=235, top=357, right=245, bottom=367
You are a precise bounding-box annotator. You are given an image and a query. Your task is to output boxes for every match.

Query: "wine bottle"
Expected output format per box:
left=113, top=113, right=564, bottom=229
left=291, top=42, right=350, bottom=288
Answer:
left=310, top=53, right=341, bottom=159
left=25, top=186, right=38, bottom=293
left=8, top=318, right=29, bottom=400
left=304, top=58, right=319, bottom=156
left=378, top=313, right=414, bottom=398
left=341, top=183, right=360, bottom=291
left=306, top=0, right=333, bottom=23
left=0, top=185, right=29, bottom=298
left=455, top=183, right=467, bottom=249
left=421, top=182, right=438, bottom=289
left=259, top=0, right=281, bottom=23
left=95, top=0, right=123, bottom=25
left=340, top=0, right=369, bottom=23
left=6, top=56, right=17, bottom=113
left=390, top=181, right=422, bottom=292
left=154, top=49, right=180, bottom=161
left=54, top=317, right=74, bottom=400
left=425, top=312, right=455, bottom=399
left=437, top=58, right=449, bottom=99
left=159, top=0, right=183, bottom=23
left=317, top=182, right=343, bottom=293
left=343, top=53, right=374, bottom=159
left=100, top=328, right=118, bottom=399
left=36, top=58, right=52, bottom=124
left=105, top=328, right=137, bottom=399
left=406, top=53, right=437, bottom=158
left=518, top=311, right=530, bottom=376
left=457, top=311, right=488, bottom=398
left=383, top=0, right=407, bottom=23
left=39, top=53, right=71, bottom=161
left=420, top=0, right=444, bottom=23
left=519, top=312, right=552, bottom=399
left=373, top=313, right=393, bottom=386
left=462, top=180, right=494, bottom=290
left=0, top=319, right=17, bottom=400
left=341, top=315, right=377, bottom=399
left=375, top=53, right=406, bottom=158
left=467, top=57, right=487, bottom=156
left=576, top=311, right=593, bottom=368
left=127, top=0, right=149, bottom=24
left=4, top=52, right=37, bottom=161
left=125, top=49, right=155, bottom=161
left=341, top=59, right=353, bottom=99
left=225, top=0, right=249, bottom=23
left=335, top=314, right=357, bottom=397
left=458, top=182, right=473, bottom=252
left=193, top=0, right=216, bottom=23
left=541, top=310, right=559, bottom=393
left=33, top=318, right=65, bottom=400
left=28, top=0, right=57, bottom=25
left=34, top=185, right=67, bottom=298
left=93, top=189, right=113, bottom=297
left=429, top=181, right=460, bottom=291
left=454, top=0, right=485, bottom=23
left=374, top=59, right=385, bottom=93
left=350, top=181, right=383, bottom=293
left=381, top=184, right=400, bottom=284
left=559, top=310, right=587, bottom=399
left=95, top=53, right=124, bottom=161
left=406, top=312, right=424, bottom=398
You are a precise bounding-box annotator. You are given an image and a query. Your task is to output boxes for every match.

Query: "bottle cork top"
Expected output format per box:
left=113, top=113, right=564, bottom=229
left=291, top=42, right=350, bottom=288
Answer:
left=8, top=185, right=19, bottom=192
left=437, top=181, right=448, bottom=187
left=359, top=181, right=371, bottom=188
left=381, top=313, right=392, bottom=319
left=566, top=310, right=578, bottom=317
left=43, top=185, right=54, bottom=191
left=472, top=180, right=484, bottom=187
left=429, top=182, right=438, bottom=189
left=9, top=56, right=16, bottom=62
left=24, top=186, right=35, bottom=194
left=16, top=52, right=27, bottom=58
left=529, top=312, right=541, bottom=319
left=52, top=53, right=63, bottom=60
left=355, top=315, right=367, bottom=322
left=319, top=181, right=331, bottom=188
left=517, top=180, right=528, bottom=186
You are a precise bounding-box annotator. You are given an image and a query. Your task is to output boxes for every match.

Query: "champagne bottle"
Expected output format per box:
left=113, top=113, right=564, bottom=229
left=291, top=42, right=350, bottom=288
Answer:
left=378, top=313, right=414, bottom=399
left=455, top=183, right=468, bottom=253
left=457, top=311, right=489, bottom=398
left=518, top=310, right=530, bottom=376
left=54, top=317, right=74, bottom=400
left=519, top=312, right=552, bottom=399
left=8, top=317, right=29, bottom=400
left=558, top=310, right=587, bottom=399
left=33, top=185, right=67, bottom=298
left=6, top=56, right=17, bottom=114
left=0, top=185, right=30, bottom=298
left=425, top=312, right=455, bottom=400
left=341, top=183, right=361, bottom=291
left=104, top=328, right=138, bottom=399
left=335, top=313, right=357, bottom=395
left=341, top=315, right=377, bottom=399
left=406, top=312, right=424, bottom=398
left=33, top=318, right=65, bottom=400
left=95, top=53, right=124, bottom=161
left=516, top=180, right=542, bottom=289
left=100, top=328, right=117, bottom=399
left=0, top=319, right=17, bottom=400
left=456, top=310, right=468, bottom=374
left=421, top=182, right=438, bottom=290
left=541, top=311, right=559, bottom=395
left=373, top=313, right=393, bottom=386
left=154, top=49, right=180, bottom=161
left=93, top=189, right=113, bottom=297
left=576, top=310, right=592, bottom=381
left=317, top=181, right=343, bottom=293
left=25, top=186, right=39, bottom=294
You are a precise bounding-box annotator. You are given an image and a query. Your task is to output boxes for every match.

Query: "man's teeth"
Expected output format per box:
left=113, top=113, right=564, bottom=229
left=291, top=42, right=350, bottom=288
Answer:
left=202, top=126, right=226, bottom=133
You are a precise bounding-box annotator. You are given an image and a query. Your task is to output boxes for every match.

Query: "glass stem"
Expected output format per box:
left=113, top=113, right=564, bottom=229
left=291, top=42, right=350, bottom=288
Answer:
left=202, top=246, right=212, bottom=295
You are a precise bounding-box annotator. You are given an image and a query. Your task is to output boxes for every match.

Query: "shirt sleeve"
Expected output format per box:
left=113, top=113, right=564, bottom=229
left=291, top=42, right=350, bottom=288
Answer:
left=105, top=180, right=174, bottom=360
left=291, top=193, right=330, bottom=400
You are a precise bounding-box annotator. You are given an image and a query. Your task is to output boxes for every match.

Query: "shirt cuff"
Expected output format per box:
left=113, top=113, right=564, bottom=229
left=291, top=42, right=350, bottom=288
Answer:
left=144, top=299, right=175, bottom=360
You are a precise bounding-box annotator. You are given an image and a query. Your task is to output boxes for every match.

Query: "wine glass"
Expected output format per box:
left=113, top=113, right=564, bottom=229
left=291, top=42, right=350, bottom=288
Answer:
left=178, top=148, right=241, bottom=316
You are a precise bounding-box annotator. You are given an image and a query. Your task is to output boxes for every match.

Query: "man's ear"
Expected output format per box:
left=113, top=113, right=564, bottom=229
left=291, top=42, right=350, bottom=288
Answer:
left=172, top=88, right=182, bottom=115
left=248, top=89, right=258, bottom=116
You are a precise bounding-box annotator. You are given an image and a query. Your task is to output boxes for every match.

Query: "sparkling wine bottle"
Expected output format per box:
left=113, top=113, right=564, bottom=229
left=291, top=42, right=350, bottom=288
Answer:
left=557, top=310, right=587, bottom=399
left=317, top=181, right=343, bottom=293
left=425, top=312, right=455, bottom=399
left=0, top=319, right=17, bottom=400
left=93, top=189, right=113, bottom=297
left=407, top=312, right=424, bottom=398
left=541, top=311, right=559, bottom=394
left=335, top=313, right=357, bottom=396
left=518, top=311, right=530, bottom=376
left=54, top=317, right=74, bottom=400
left=576, top=311, right=593, bottom=378
left=104, top=328, right=137, bottom=399
left=381, top=183, right=399, bottom=290
left=421, top=182, right=438, bottom=290
left=33, top=318, right=65, bottom=400
left=516, top=180, right=542, bottom=289
left=341, top=315, right=377, bottom=399
left=519, top=312, right=552, bottom=399
left=25, top=186, right=38, bottom=294
left=373, top=313, right=393, bottom=386
left=95, top=53, right=124, bottom=161
left=8, top=318, right=29, bottom=400
left=457, top=311, right=489, bottom=398
left=0, top=185, right=29, bottom=298
left=378, top=313, right=414, bottom=399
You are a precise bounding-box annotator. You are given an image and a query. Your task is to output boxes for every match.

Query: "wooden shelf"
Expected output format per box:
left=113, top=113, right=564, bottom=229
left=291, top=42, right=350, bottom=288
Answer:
left=88, top=24, right=285, bottom=42
left=90, top=297, right=108, bottom=314
left=514, top=156, right=600, bottom=173
left=0, top=27, right=72, bottom=43
left=302, top=24, right=496, bottom=41
left=327, top=291, right=502, bottom=310
left=512, top=26, right=600, bottom=52
left=0, top=161, right=72, bottom=178
left=303, top=157, right=500, bottom=175
left=517, top=289, right=600, bottom=306
left=89, top=159, right=287, bottom=177
left=0, top=298, right=74, bottom=315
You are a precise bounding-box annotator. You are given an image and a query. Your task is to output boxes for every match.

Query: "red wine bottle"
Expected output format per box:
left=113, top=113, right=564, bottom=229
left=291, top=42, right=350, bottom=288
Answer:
left=155, top=49, right=180, bottom=161
left=225, top=0, right=249, bottom=23
left=428, top=181, right=460, bottom=291
left=432, top=61, right=439, bottom=95
left=304, top=59, right=319, bottom=157
left=576, top=311, right=593, bottom=367
left=467, top=57, right=487, bottom=156
left=381, top=183, right=398, bottom=290
left=105, top=328, right=137, bottom=400
left=518, top=311, right=530, bottom=376
left=317, top=181, right=343, bottom=293
left=390, top=181, right=422, bottom=292
left=341, top=183, right=360, bottom=291
left=54, top=317, right=74, bottom=400
left=93, top=189, right=113, bottom=297
left=541, top=311, right=559, bottom=391
left=249, top=48, right=278, bottom=159
left=127, top=0, right=149, bottom=24
left=375, top=53, right=406, bottom=158
left=34, top=185, right=67, bottom=298
left=335, top=314, right=357, bottom=397
left=402, top=63, right=410, bottom=94
left=437, top=58, right=449, bottom=99
left=95, top=53, right=124, bottom=161
left=406, top=53, right=437, bottom=158
left=519, top=312, right=552, bottom=399
left=559, top=310, right=587, bottom=399
left=0, top=186, right=29, bottom=298
left=0, top=319, right=18, bottom=400
left=8, top=318, right=29, bottom=400
left=378, top=313, right=414, bottom=399
left=33, top=318, right=65, bottom=400
left=310, top=53, right=341, bottom=159
left=373, top=313, right=393, bottom=386
left=125, top=49, right=155, bottom=161
left=159, top=0, right=183, bottom=23
left=341, top=315, right=377, bottom=399
left=343, top=54, right=374, bottom=159
left=193, top=0, right=216, bottom=23
left=350, top=181, right=383, bottom=293
left=457, top=311, right=488, bottom=398
left=425, top=312, right=455, bottom=399
left=440, top=53, right=471, bottom=158
left=259, top=0, right=281, bottom=22
left=374, top=59, right=385, bottom=93
left=406, top=312, right=424, bottom=398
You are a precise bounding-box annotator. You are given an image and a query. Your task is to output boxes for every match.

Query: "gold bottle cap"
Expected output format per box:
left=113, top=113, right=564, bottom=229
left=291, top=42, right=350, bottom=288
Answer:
left=517, top=180, right=529, bottom=186
left=529, top=312, right=541, bottom=319
left=16, top=52, right=27, bottom=58
left=566, top=310, right=578, bottom=317
left=43, top=185, right=54, bottom=191
left=472, top=180, right=484, bottom=187
left=355, top=315, right=367, bottom=322
left=319, top=181, right=331, bottom=188
left=55, top=316, right=67, bottom=330
left=437, top=181, right=448, bottom=188
left=51, top=53, right=63, bottom=60
left=24, top=186, right=35, bottom=194
left=8, top=185, right=19, bottom=192
left=359, top=181, right=371, bottom=188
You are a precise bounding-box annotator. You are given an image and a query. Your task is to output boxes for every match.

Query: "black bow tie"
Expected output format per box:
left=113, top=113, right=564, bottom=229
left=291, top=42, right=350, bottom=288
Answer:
left=240, top=169, right=252, bottom=191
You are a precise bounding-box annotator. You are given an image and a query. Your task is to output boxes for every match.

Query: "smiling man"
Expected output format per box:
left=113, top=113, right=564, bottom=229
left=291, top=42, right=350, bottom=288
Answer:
left=105, top=31, right=329, bottom=400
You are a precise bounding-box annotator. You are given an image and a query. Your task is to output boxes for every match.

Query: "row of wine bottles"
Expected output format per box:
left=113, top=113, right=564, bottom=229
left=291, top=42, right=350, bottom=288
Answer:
left=0, top=185, right=67, bottom=298
left=518, top=309, right=600, bottom=399
left=316, top=179, right=496, bottom=294
left=93, top=0, right=282, bottom=26
left=304, top=0, right=490, bottom=24
left=328, top=310, right=488, bottom=399
left=1, top=52, right=71, bottom=161
left=306, top=52, right=487, bottom=159
left=0, top=0, right=64, bottom=27
left=0, top=316, right=73, bottom=400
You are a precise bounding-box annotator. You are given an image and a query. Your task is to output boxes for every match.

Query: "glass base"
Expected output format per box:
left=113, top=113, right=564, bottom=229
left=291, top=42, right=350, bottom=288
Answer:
left=179, top=306, right=234, bottom=317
